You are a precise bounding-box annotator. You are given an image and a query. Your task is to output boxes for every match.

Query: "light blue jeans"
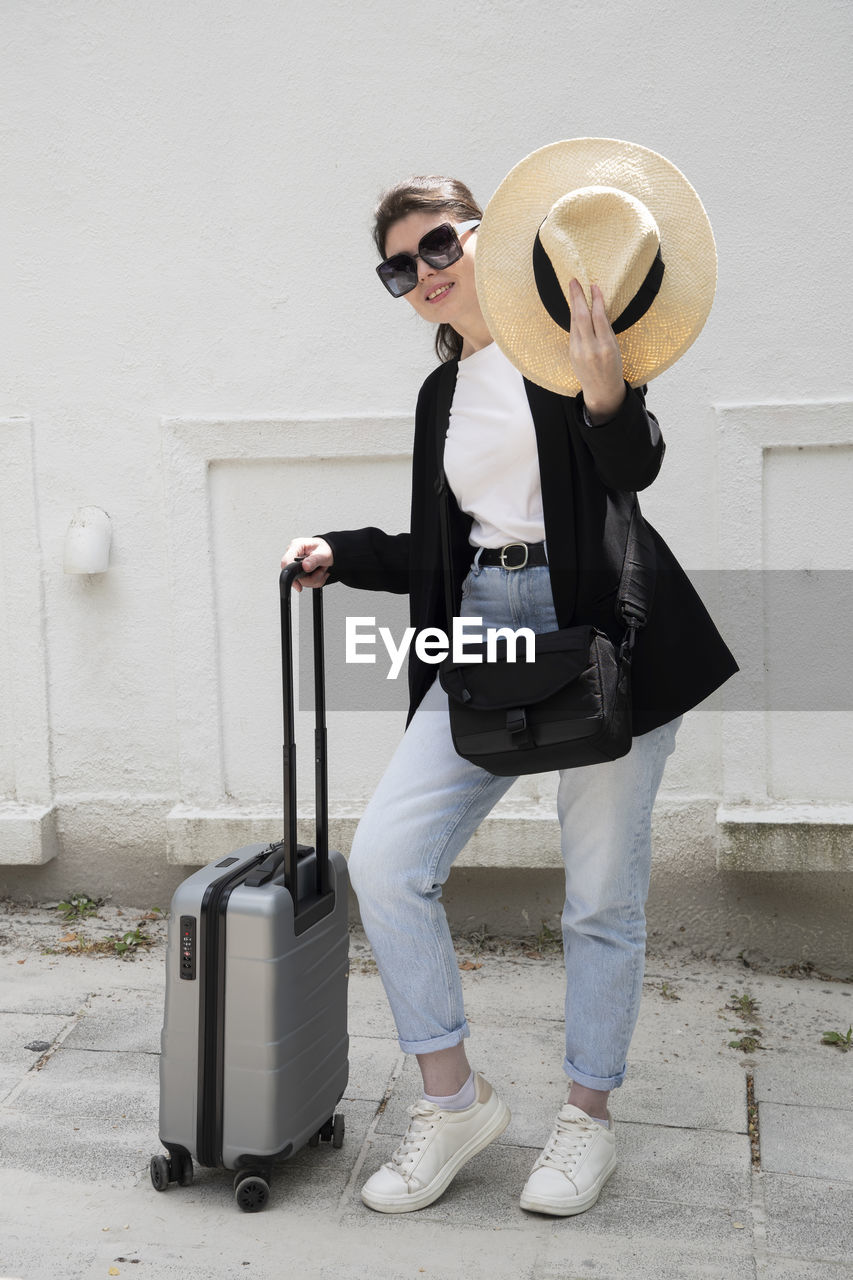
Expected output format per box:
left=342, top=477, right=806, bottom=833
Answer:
left=348, top=562, right=680, bottom=1092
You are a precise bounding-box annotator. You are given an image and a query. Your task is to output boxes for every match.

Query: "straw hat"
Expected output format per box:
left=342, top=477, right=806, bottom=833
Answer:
left=474, top=138, right=717, bottom=396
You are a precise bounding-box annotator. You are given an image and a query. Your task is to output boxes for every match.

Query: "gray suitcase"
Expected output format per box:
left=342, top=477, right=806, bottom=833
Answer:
left=151, top=563, right=349, bottom=1211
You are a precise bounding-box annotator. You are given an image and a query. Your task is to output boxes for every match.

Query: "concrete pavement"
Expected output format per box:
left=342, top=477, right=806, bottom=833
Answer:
left=0, top=901, right=851, bottom=1280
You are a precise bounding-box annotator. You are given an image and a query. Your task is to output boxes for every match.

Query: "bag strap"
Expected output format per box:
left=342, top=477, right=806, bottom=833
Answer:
left=433, top=376, right=655, bottom=645
left=615, top=501, right=656, bottom=650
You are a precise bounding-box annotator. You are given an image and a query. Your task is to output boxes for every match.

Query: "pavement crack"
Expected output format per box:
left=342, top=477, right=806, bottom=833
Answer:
left=746, top=1070, right=761, bottom=1169
left=336, top=1051, right=406, bottom=1218
left=373, top=1051, right=407, bottom=1118
left=32, top=997, right=92, bottom=1070
left=2, top=996, right=93, bottom=1107
left=0, top=1008, right=80, bottom=1016
left=60, top=1046, right=160, bottom=1056
left=750, top=1169, right=770, bottom=1275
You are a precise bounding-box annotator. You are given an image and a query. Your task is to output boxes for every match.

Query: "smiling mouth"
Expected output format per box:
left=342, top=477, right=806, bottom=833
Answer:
left=426, top=283, right=454, bottom=302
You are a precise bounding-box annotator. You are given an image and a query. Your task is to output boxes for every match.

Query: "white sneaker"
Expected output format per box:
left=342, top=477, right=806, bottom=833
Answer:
left=361, top=1072, right=510, bottom=1213
left=520, top=1104, right=616, bottom=1216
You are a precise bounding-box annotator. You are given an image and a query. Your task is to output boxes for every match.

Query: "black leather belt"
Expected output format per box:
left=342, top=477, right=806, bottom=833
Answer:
left=476, top=541, right=548, bottom=570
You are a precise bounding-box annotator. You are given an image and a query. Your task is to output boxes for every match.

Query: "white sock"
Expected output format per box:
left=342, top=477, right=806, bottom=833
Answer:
left=423, top=1070, right=476, bottom=1111
left=568, top=1099, right=610, bottom=1128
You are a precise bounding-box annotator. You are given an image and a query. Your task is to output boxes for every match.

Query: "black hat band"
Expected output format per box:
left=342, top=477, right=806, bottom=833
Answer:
left=532, top=230, right=665, bottom=336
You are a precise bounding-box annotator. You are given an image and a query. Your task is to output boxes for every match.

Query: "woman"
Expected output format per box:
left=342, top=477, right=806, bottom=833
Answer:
left=283, top=143, right=737, bottom=1217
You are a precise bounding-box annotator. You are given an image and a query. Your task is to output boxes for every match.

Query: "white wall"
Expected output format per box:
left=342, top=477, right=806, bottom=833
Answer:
left=2, top=0, right=851, bottom=955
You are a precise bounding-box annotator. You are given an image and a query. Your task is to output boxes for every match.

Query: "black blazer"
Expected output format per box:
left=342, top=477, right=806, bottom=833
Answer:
left=323, top=359, right=738, bottom=735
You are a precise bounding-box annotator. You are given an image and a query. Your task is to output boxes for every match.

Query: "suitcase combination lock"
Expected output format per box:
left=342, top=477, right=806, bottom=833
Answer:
left=179, top=915, right=197, bottom=981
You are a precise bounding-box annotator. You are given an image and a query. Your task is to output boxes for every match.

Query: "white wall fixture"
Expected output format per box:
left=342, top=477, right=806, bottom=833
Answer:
left=63, top=506, right=112, bottom=574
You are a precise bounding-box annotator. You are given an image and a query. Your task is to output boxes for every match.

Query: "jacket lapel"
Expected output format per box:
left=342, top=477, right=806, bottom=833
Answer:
left=431, top=359, right=474, bottom=613
left=433, top=358, right=458, bottom=444
left=524, top=378, right=578, bottom=627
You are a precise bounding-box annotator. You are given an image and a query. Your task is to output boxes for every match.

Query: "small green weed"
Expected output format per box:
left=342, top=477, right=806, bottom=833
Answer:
left=43, top=926, right=153, bottom=960
left=727, top=991, right=760, bottom=1019
left=659, top=981, right=680, bottom=1001
left=822, top=1026, right=852, bottom=1052
left=726, top=989, right=763, bottom=1051
left=113, top=927, right=151, bottom=956
left=728, top=1028, right=763, bottom=1053
left=535, top=920, right=561, bottom=953
left=467, top=926, right=495, bottom=961
left=56, top=894, right=101, bottom=921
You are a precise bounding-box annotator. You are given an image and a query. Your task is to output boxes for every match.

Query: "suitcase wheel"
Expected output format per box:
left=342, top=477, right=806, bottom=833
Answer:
left=234, top=1170, right=270, bottom=1213
left=149, top=1154, right=172, bottom=1192
left=175, top=1149, right=194, bottom=1186
left=310, top=1114, right=344, bottom=1149
left=150, top=1148, right=192, bottom=1192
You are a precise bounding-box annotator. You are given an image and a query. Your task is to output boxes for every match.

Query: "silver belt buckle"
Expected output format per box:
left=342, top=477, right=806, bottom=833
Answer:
left=499, top=542, right=528, bottom=570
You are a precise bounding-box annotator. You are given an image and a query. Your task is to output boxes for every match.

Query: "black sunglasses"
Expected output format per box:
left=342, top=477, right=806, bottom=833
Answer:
left=376, top=220, right=480, bottom=298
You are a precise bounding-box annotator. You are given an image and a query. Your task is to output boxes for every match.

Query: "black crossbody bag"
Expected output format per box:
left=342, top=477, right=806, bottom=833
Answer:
left=434, top=423, right=655, bottom=776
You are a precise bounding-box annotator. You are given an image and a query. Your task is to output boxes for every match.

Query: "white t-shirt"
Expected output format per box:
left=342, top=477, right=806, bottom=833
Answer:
left=443, top=341, right=546, bottom=549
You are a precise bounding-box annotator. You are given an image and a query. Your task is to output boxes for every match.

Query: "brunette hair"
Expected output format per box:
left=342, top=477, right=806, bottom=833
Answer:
left=373, top=176, right=483, bottom=363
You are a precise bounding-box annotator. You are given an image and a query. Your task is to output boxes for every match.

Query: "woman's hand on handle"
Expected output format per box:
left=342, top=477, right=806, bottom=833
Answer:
left=281, top=537, right=333, bottom=593
left=568, top=280, right=627, bottom=424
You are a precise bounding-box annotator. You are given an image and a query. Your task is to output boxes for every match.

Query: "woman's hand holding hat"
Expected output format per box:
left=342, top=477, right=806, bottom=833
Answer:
left=568, top=281, right=626, bottom=424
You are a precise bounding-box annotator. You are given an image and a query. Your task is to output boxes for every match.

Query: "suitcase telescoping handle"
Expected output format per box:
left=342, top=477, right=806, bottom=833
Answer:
left=277, top=558, right=330, bottom=917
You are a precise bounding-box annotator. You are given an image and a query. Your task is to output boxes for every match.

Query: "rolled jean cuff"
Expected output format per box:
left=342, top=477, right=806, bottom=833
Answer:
left=398, top=1021, right=470, bottom=1056
left=563, top=1056, right=626, bottom=1092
